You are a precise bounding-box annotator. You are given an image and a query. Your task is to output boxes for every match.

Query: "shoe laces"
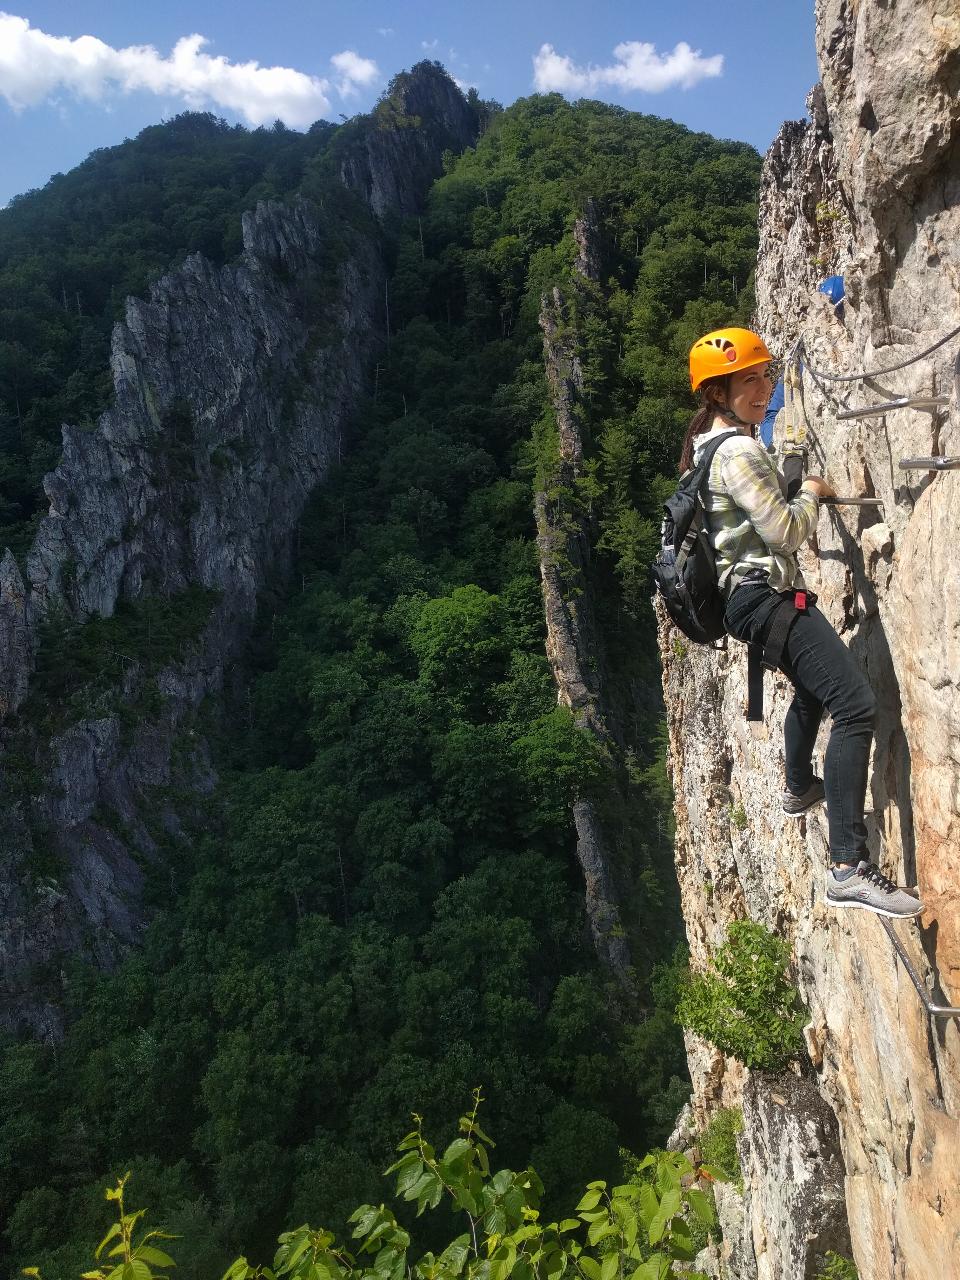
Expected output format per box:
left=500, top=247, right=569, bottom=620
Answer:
left=860, top=863, right=898, bottom=894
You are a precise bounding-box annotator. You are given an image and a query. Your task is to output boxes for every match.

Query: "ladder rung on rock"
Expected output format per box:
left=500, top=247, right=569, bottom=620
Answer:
left=836, top=395, right=949, bottom=421
left=879, top=917, right=960, bottom=1018
left=899, top=456, right=960, bottom=471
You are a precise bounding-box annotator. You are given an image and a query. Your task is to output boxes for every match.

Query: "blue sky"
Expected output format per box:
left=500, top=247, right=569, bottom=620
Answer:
left=1, top=2, right=818, bottom=208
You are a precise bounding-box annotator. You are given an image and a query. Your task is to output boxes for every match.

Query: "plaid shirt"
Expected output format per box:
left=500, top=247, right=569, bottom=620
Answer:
left=693, top=424, right=820, bottom=596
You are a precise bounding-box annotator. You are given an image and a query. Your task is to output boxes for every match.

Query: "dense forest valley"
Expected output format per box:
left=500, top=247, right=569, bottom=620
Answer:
left=0, top=69, right=760, bottom=1277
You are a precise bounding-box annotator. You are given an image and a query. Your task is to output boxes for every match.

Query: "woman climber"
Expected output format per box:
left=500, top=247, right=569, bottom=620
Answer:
left=681, top=326, right=923, bottom=919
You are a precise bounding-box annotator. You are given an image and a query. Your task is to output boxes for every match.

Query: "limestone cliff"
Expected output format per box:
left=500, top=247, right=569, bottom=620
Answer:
left=535, top=263, right=632, bottom=988
left=0, top=66, right=477, bottom=1037
left=529, top=193, right=634, bottom=986
left=661, top=2, right=960, bottom=1277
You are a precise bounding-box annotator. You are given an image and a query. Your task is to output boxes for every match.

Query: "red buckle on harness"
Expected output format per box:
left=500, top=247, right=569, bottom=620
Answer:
left=794, top=590, right=807, bottom=611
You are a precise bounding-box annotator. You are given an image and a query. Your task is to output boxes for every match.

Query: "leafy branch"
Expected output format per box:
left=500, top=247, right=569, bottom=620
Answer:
left=25, top=1172, right=178, bottom=1280
left=27, top=1098, right=724, bottom=1280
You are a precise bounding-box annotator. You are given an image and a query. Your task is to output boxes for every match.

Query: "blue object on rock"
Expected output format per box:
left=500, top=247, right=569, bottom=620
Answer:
left=818, top=275, right=845, bottom=306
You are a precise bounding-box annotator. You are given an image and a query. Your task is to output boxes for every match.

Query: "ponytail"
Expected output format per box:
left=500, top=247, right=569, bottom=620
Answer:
left=679, top=375, right=729, bottom=473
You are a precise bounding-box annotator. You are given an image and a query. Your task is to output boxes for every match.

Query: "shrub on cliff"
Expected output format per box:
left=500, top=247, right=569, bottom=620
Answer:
left=814, top=1253, right=859, bottom=1280
left=698, top=1107, right=743, bottom=1192
left=676, top=921, right=807, bottom=1071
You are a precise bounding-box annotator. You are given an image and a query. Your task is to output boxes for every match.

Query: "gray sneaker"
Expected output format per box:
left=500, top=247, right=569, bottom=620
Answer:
left=783, top=777, right=825, bottom=817
left=825, top=860, right=924, bottom=918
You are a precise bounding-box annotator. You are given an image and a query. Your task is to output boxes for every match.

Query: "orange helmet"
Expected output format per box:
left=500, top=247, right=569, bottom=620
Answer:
left=689, top=327, right=771, bottom=392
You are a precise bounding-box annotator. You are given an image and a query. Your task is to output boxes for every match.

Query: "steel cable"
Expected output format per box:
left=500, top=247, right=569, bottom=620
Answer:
left=792, top=322, right=960, bottom=382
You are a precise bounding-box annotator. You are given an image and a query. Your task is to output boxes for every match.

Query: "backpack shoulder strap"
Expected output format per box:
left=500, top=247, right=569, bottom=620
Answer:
left=674, top=431, right=740, bottom=570
left=687, top=430, right=739, bottom=494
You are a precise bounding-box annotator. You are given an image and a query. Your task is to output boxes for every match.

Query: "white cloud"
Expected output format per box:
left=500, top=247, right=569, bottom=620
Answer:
left=421, top=38, right=439, bottom=51
left=376, top=27, right=394, bottom=37
left=532, top=39, right=723, bottom=95
left=0, top=11, right=382, bottom=126
left=330, top=49, right=380, bottom=96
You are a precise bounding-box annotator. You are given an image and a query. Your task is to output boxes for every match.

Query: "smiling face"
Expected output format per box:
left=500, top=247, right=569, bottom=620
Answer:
left=718, top=362, right=773, bottom=426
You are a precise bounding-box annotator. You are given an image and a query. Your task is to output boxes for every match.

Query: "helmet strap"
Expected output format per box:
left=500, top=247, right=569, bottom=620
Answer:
left=716, top=406, right=756, bottom=430
left=716, top=381, right=757, bottom=432
left=705, top=375, right=756, bottom=433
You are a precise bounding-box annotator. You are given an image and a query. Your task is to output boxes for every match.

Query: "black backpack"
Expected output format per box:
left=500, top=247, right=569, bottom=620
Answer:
left=652, top=431, right=737, bottom=644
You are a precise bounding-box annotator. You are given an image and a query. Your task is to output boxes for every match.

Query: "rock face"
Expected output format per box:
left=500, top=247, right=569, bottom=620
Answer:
left=535, top=229, right=633, bottom=987
left=0, top=67, right=477, bottom=1037
left=661, top=3, right=960, bottom=1277
left=29, top=200, right=376, bottom=622
left=337, top=64, right=479, bottom=219
left=738, top=1073, right=850, bottom=1278
left=0, top=552, right=31, bottom=719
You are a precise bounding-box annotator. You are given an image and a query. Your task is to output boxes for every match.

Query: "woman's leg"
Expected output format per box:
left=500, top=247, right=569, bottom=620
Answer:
left=783, top=684, right=824, bottom=795
left=778, top=606, right=875, bottom=861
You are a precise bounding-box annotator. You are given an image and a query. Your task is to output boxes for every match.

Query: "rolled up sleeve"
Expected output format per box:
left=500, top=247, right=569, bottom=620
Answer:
left=720, top=441, right=820, bottom=554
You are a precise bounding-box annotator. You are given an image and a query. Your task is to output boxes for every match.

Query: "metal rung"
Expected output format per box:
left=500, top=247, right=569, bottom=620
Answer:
left=821, top=497, right=884, bottom=507
left=900, top=456, right=960, bottom=471
left=837, top=395, right=950, bottom=421
left=879, top=916, right=960, bottom=1018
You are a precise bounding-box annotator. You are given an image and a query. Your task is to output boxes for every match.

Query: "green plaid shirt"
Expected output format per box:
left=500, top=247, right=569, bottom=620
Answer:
left=693, top=424, right=820, bottom=596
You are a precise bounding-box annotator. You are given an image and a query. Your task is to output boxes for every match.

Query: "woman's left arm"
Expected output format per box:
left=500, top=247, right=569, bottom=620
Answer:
left=720, top=438, right=820, bottom=554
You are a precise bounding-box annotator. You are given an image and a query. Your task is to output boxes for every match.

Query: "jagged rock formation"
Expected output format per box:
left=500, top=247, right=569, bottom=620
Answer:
left=29, top=200, right=378, bottom=621
left=661, top=3, right=960, bottom=1277
left=337, top=65, right=481, bottom=219
left=536, top=288, right=607, bottom=741
left=0, top=551, right=31, bottom=718
left=0, top=67, right=477, bottom=1037
left=534, top=204, right=632, bottom=989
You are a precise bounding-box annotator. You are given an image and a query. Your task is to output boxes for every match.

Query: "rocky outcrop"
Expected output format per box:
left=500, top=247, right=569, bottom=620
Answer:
left=534, top=210, right=632, bottom=989
left=536, top=289, right=605, bottom=737
left=0, top=67, right=477, bottom=1037
left=662, top=3, right=960, bottom=1277
left=738, top=1073, right=850, bottom=1278
left=337, top=63, right=480, bottom=219
left=27, top=200, right=377, bottom=624
left=0, top=552, right=31, bottom=719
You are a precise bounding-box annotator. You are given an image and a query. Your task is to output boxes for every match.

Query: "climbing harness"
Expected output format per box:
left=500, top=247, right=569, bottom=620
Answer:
left=878, top=917, right=960, bottom=1019
left=837, top=395, right=949, bottom=421
left=900, top=456, right=960, bottom=472
left=746, top=588, right=811, bottom=723
left=740, top=495, right=881, bottom=721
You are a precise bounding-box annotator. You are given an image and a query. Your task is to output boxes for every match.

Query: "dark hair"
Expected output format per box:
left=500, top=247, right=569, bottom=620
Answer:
left=679, top=375, right=730, bottom=473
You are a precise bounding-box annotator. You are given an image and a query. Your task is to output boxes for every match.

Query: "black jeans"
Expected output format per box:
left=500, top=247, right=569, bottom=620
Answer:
left=725, top=581, right=876, bottom=862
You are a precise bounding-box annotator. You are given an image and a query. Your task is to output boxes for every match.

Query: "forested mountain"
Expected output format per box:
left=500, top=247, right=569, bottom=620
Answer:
left=0, top=78, right=760, bottom=1278
left=0, top=113, right=339, bottom=554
